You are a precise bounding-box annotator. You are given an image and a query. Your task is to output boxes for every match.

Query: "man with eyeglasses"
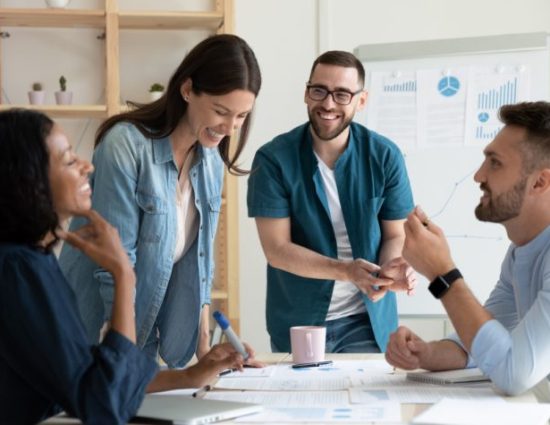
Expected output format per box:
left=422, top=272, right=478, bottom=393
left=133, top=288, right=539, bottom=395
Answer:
left=247, top=51, right=416, bottom=354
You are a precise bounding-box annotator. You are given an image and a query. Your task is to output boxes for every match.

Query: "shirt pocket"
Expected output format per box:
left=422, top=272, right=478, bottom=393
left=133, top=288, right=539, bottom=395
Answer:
left=208, top=195, right=222, bottom=240
left=136, top=190, right=167, bottom=243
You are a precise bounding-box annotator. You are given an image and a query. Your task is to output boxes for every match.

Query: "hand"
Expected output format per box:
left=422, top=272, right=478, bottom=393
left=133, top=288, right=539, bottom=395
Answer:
left=196, top=339, right=211, bottom=360
left=183, top=342, right=262, bottom=388
left=403, top=206, right=455, bottom=281
left=379, top=257, right=417, bottom=295
left=346, top=258, right=393, bottom=302
left=385, top=326, right=431, bottom=370
left=58, top=209, right=132, bottom=279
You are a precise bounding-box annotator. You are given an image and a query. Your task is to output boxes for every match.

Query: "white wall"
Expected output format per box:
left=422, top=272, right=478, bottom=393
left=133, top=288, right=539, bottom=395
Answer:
left=4, top=0, right=550, bottom=352
left=234, top=0, right=550, bottom=352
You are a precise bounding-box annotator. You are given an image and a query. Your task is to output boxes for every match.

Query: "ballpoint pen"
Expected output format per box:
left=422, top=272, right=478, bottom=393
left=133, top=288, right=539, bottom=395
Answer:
left=291, top=360, right=333, bottom=369
left=192, top=384, right=211, bottom=398
left=213, top=311, right=249, bottom=361
left=218, top=368, right=237, bottom=377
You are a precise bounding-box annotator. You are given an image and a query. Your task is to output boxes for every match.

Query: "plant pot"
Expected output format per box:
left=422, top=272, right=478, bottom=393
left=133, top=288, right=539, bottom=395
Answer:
left=149, top=91, right=163, bottom=102
left=44, top=0, right=71, bottom=8
left=55, top=91, right=73, bottom=105
left=28, top=91, right=46, bottom=105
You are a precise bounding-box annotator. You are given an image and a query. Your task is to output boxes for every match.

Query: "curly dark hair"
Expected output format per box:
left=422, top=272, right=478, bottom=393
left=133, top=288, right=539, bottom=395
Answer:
left=0, top=109, right=58, bottom=249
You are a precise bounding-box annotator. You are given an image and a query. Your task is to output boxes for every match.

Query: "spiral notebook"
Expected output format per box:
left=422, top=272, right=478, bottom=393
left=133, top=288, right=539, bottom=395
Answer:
left=406, top=368, right=490, bottom=385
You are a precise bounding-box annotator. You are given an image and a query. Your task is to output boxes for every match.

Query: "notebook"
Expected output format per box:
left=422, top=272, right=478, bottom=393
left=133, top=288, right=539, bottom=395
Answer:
left=406, top=368, right=490, bottom=385
left=132, top=394, right=263, bottom=425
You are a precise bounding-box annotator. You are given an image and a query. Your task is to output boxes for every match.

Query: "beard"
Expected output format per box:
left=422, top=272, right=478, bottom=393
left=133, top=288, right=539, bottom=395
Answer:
left=475, top=176, right=527, bottom=223
left=308, top=108, right=353, bottom=141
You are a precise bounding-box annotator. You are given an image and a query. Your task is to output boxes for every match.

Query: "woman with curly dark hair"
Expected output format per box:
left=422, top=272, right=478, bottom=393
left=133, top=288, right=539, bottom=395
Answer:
left=0, top=109, right=254, bottom=424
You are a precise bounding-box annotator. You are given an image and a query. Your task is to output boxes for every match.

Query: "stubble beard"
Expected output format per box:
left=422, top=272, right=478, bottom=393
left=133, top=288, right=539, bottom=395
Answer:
left=474, top=176, right=527, bottom=223
left=308, top=108, right=353, bottom=142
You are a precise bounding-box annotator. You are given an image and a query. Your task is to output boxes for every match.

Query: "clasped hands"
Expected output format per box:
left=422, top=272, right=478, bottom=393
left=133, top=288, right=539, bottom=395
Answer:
left=348, top=256, right=417, bottom=302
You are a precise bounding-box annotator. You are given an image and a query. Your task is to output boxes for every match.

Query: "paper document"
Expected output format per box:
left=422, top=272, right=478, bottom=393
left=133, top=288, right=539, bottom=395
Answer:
left=349, top=385, right=502, bottom=404
left=412, top=398, right=550, bottom=425
left=235, top=402, right=401, bottom=423
left=205, top=390, right=349, bottom=406
left=215, top=377, right=350, bottom=391
left=219, top=366, right=276, bottom=378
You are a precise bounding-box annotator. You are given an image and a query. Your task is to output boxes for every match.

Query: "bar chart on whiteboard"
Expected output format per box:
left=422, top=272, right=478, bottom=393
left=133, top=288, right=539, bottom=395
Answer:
left=355, top=46, right=548, bottom=314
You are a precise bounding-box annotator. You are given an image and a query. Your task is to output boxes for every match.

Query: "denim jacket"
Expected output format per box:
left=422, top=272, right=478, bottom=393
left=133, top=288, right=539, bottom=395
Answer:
left=59, top=123, right=223, bottom=367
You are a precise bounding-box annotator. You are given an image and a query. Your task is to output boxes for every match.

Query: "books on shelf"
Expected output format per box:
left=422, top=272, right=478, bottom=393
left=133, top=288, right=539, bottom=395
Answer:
left=406, top=368, right=490, bottom=385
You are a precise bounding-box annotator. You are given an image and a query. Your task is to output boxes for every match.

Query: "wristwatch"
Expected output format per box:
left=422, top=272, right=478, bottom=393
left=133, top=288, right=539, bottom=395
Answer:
left=428, top=268, right=462, bottom=299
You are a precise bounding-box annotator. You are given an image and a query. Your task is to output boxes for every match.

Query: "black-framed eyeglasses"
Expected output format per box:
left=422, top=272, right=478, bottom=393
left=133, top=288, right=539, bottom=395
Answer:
left=306, top=84, right=363, bottom=105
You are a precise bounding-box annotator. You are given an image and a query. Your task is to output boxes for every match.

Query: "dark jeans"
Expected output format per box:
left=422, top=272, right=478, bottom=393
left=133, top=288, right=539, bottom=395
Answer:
left=271, top=313, right=380, bottom=353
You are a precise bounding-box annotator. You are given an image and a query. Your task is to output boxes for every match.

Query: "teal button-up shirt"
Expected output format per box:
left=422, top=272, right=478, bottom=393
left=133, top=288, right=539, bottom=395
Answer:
left=247, top=122, right=414, bottom=352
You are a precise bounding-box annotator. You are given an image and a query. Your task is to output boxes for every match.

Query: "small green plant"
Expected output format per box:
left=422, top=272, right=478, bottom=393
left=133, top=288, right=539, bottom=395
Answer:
left=32, top=82, right=43, bottom=91
left=149, top=83, right=164, bottom=93
left=59, top=75, right=67, bottom=92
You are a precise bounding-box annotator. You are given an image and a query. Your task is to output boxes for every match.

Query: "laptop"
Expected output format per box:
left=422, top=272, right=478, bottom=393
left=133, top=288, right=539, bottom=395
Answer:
left=131, top=394, right=263, bottom=425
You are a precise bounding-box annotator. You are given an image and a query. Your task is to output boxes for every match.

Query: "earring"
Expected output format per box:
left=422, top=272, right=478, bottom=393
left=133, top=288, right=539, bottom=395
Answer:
left=184, top=95, right=189, bottom=102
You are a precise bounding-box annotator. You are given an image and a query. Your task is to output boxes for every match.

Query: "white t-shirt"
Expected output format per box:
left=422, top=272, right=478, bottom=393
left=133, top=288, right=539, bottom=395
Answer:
left=314, top=153, right=366, bottom=321
left=173, top=147, right=199, bottom=263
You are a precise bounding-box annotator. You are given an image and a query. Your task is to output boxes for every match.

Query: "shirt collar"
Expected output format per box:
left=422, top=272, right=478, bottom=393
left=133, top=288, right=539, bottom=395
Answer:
left=151, top=137, right=206, bottom=166
left=305, top=123, right=356, bottom=171
left=151, top=136, right=174, bottom=164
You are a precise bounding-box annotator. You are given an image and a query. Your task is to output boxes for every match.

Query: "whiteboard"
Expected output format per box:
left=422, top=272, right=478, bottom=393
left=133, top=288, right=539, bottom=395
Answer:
left=354, top=33, right=550, bottom=314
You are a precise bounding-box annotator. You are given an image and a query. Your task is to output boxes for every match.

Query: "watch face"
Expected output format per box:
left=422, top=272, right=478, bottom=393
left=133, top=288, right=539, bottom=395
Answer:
left=428, top=276, right=450, bottom=299
left=428, top=269, right=462, bottom=299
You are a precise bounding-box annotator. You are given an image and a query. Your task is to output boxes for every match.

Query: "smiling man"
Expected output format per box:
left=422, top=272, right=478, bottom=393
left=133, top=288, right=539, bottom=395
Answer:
left=247, top=51, right=415, bottom=354
left=385, top=101, right=550, bottom=399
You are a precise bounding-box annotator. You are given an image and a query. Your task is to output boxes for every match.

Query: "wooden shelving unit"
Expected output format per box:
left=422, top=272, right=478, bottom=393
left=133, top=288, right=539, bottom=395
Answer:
left=0, top=0, right=241, bottom=334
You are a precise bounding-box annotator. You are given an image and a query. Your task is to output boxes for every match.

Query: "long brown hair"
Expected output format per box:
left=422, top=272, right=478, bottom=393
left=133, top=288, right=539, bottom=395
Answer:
left=96, top=34, right=261, bottom=175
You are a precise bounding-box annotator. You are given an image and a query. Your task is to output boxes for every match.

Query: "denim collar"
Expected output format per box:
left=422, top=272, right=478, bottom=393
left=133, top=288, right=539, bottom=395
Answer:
left=151, top=136, right=174, bottom=164
left=152, top=136, right=205, bottom=166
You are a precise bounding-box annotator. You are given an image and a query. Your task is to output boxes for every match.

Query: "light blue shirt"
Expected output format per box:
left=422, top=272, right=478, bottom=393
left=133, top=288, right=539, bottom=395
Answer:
left=450, top=224, right=550, bottom=395
left=59, top=122, right=223, bottom=367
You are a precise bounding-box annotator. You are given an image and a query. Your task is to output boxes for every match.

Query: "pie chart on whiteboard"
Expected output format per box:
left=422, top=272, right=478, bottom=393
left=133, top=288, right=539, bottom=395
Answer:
left=438, top=75, right=461, bottom=97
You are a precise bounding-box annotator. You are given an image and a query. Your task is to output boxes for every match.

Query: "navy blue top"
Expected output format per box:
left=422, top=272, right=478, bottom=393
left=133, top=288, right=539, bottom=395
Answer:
left=247, top=122, right=414, bottom=351
left=0, top=243, right=158, bottom=424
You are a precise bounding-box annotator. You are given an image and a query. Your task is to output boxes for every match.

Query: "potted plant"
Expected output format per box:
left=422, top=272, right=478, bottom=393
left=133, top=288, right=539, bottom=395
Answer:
left=55, top=75, right=73, bottom=105
left=44, top=0, right=71, bottom=8
left=149, top=83, right=165, bottom=102
left=28, top=82, right=46, bottom=105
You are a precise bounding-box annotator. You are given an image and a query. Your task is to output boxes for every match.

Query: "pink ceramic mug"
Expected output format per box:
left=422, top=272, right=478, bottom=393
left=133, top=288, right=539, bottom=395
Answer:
left=290, top=326, right=326, bottom=364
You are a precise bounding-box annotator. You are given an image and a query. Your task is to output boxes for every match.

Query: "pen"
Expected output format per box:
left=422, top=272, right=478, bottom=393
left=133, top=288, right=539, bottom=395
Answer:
left=192, top=384, right=211, bottom=398
left=213, top=311, right=249, bottom=361
left=292, top=360, right=333, bottom=369
left=218, top=368, right=237, bottom=377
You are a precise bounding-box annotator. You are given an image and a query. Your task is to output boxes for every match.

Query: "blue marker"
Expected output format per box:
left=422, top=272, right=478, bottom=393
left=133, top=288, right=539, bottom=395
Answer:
left=213, top=311, right=249, bottom=361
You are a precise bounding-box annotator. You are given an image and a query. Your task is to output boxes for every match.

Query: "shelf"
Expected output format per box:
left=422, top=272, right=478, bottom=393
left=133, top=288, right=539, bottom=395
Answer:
left=211, top=290, right=229, bottom=300
left=0, top=9, right=105, bottom=28
left=0, top=9, right=224, bottom=31
left=119, top=11, right=224, bottom=30
left=0, top=104, right=107, bottom=119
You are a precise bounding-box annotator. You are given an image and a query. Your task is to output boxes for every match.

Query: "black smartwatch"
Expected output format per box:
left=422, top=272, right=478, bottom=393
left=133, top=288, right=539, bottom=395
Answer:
left=428, top=268, right=462, bottom=299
